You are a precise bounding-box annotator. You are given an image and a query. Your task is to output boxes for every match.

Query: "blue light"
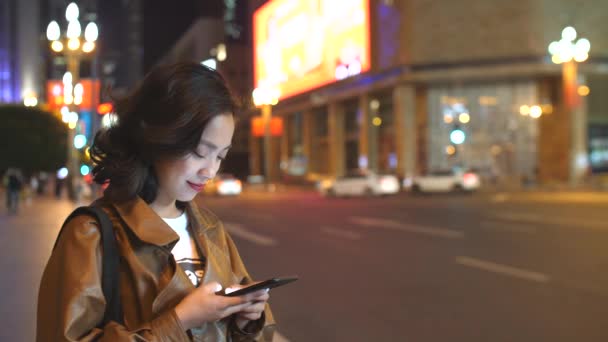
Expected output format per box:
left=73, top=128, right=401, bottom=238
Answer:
left=57, top=167, right=68, bottom=179
left=74, top=134, right=87, bottom=149
left=80, top=165, right=90, bottom=176
left=450, top=129, right=466, bottom=145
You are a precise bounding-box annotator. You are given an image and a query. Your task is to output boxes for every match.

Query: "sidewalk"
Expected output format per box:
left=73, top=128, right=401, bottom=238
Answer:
left=0, top=193, right=78, bottom=342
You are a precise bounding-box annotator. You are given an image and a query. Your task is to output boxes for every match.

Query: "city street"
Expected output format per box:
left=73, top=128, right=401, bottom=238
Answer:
left=2, top=189, right=608, bottom=341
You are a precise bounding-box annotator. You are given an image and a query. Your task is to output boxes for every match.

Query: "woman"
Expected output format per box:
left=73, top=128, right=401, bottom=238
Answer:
left=37, top=62, right=275, bottom=341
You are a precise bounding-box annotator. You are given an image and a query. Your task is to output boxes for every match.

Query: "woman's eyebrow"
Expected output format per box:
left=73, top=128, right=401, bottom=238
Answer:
left=199, top=139, right=231, bottom=151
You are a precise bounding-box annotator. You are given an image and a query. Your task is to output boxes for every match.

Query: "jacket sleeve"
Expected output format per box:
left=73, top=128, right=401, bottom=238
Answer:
left=36, top=215, right=190, bottom=341
left=223, top=230, right=277, bottom=342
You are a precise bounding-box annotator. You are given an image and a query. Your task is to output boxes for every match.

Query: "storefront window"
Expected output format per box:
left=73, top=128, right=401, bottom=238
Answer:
left=428, top=82, right=539, bottom=183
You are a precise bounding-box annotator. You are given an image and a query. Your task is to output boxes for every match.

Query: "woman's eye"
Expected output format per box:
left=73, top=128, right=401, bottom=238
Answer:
left=193, top=151, right=206, bottom=159
left=217, top=155, right=226, bottom=161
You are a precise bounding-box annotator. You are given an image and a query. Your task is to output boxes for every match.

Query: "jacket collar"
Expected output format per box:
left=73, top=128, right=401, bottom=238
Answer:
left=111, top=196, right=218, bottom=247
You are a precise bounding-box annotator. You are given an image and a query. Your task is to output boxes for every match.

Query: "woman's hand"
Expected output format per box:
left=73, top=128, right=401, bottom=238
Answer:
left=174, top=282, right=262, bottom=331
left=225, top=285, right=270, bottom=330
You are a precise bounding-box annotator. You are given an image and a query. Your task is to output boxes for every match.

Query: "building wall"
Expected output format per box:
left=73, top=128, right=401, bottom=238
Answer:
left=396, top=0, right=541, bottom=65
left=383, top=0, right=608, bottom=67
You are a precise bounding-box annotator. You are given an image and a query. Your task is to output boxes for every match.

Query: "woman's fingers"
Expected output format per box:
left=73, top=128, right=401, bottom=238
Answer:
left=237, top=301, right=266, bottom=313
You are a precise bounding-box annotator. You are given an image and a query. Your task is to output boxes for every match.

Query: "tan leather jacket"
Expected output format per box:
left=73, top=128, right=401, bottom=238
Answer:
left=37, top=197, right=276, bottom=341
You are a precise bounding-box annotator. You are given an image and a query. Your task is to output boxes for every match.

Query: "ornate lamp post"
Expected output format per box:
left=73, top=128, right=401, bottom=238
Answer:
left=46, top=2, right=98, bottom=200
left=252, top=85, right=280, bottom=185
left=548, top=26, right=591, bottom=186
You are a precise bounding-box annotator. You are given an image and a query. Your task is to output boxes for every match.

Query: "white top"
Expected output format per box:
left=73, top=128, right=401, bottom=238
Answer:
left=162, top=212, right=205, bottom=287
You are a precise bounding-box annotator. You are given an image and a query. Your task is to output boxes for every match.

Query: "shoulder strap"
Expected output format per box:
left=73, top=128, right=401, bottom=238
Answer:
left=55, top=205, right=124, bottom=327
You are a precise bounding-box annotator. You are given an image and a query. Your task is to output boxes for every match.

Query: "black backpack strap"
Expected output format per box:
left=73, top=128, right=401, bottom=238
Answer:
left=55, top=205, right=124, bottom=326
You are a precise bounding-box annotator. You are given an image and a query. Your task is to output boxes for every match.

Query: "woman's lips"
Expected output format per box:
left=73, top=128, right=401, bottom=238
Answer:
left=187, top=181, right=205, bottom=192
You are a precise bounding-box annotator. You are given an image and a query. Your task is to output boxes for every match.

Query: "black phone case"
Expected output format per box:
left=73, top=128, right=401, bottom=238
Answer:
left=221, top=276, right=299, bottom=297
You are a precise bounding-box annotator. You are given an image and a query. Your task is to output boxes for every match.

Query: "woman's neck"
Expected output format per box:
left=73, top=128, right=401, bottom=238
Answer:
left=149, top=194, right=182, bottom=218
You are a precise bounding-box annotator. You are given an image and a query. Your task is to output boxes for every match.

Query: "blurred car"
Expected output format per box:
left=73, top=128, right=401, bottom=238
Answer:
left=318, top=170, right=400, bottom=197
left=409, top=169, right=481, bottom=193
left=204, top=174, right=242, bottom=196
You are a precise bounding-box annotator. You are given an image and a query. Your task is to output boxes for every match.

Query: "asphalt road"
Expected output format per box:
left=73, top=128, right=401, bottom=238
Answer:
left=200, top=190, right=608, bottom=341
left=2, top=189, right=608, bottom=341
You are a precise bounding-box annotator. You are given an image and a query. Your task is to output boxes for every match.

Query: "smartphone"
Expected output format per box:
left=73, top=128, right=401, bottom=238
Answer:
left=219, top=276, right=299, bottom=297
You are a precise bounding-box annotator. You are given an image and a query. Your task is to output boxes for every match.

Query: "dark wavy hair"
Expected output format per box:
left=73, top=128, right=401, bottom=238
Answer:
left=90, top=62, right=238, bottom=203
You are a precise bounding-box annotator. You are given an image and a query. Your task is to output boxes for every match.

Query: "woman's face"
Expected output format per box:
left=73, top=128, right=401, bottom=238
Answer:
left=154, top=113, right=235, bottom=204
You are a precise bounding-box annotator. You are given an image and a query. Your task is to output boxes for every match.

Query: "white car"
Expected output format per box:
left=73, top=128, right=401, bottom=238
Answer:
left=203, top=174, right=243, bottom=196
left=318, top=170, right=400, bottom=197
left=409, top=170, right=481, bottom=193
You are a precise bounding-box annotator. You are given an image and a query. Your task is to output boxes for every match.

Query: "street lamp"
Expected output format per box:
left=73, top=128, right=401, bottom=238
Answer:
left=46, top=2, right=98, bottom=200
left=252, top=85, right=280, bottom=185
left=548, top=26, right=590, bottom=186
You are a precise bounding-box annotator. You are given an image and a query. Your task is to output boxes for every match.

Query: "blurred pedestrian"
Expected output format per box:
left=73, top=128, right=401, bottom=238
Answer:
left=37, top=62, right=276, bottom=341
left=4, top=168, right=23, bottom=214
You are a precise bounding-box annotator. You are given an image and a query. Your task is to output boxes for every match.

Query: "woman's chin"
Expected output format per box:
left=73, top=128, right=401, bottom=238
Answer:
left=177, top=192, right=197, bottom=202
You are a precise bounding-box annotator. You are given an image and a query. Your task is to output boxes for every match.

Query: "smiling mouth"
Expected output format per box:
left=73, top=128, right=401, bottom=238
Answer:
left=187, top=181, right=205, bottom=192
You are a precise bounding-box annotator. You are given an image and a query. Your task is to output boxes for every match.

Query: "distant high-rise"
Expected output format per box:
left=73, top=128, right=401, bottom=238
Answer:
left=0, top=0, right=42, bottom=104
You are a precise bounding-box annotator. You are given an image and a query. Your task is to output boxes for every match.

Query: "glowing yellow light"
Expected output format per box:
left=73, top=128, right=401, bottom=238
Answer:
left=530, top=105, right=542, bottom=118
left=541, top=104, right=553, bottom=114
left=551, top=55, right=562, bottom=64
left=459, top=113, right=470, bottom=124
left=51, top=40, right=64, bottom=52
left=67, top=37, right=80, bottom=50
left=252, top=86, right=280, bottom=107
left=372, top=117, right=382, bottom=126
left=68, top=121, right=77, bottom=129
left=574, top=52, right=588, bottom=63
left=578, top=85, right=590, bottom=96
left=444, top=115, right=453, bottom=124
left=446, top=145, right=456, bottom=155
left=519, top=105, right=530, bottom=116
left=82, top=41, right=95, bottom=53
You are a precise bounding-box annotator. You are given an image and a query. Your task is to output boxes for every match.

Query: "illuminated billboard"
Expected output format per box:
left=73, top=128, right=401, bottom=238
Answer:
left=254, top=0, right=370, bottom=101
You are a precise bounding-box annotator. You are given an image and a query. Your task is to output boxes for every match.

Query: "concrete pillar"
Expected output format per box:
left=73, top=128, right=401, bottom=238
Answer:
left=367, top=97, right=379, bottom=172
left=569, top=68, right=589, bottom=186
left=249, top=120, right=261, bottom=176
left=280, top=115, right=290, bottom=177
left=538, top=77, right=569, bottom=183
left=328, top=102, right=346, bottom=177
left=393, top=85, right=417, bottom=179
left=302, top=110, right=313, bottom=175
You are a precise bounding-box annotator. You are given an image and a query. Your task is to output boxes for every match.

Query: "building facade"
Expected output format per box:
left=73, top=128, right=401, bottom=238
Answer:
left=0, top=0, right=43, bottom=104
left=249, top=0, right=608, bottom=187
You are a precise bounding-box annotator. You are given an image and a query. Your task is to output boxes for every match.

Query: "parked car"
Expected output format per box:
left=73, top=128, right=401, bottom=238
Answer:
left=203, top=173, right=243, bottom=196
left=409, top=169, right=481, bottom=193
left=318, top=170, right=400, bottom=197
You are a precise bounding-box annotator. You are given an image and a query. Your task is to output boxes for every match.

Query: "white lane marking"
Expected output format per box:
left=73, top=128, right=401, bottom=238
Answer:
left=224, top=222, right=278, bottom=246
left=320, top=226, right=362, bottom=240
left=273, top=332, right=290, bottom=342
left=489, top=212, right=606, bottom=230
left=455, top=256, right=549, bottom=283
left=480, top=220, right=537, bottom=233
left=349, top=216, right=464, bottom=239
